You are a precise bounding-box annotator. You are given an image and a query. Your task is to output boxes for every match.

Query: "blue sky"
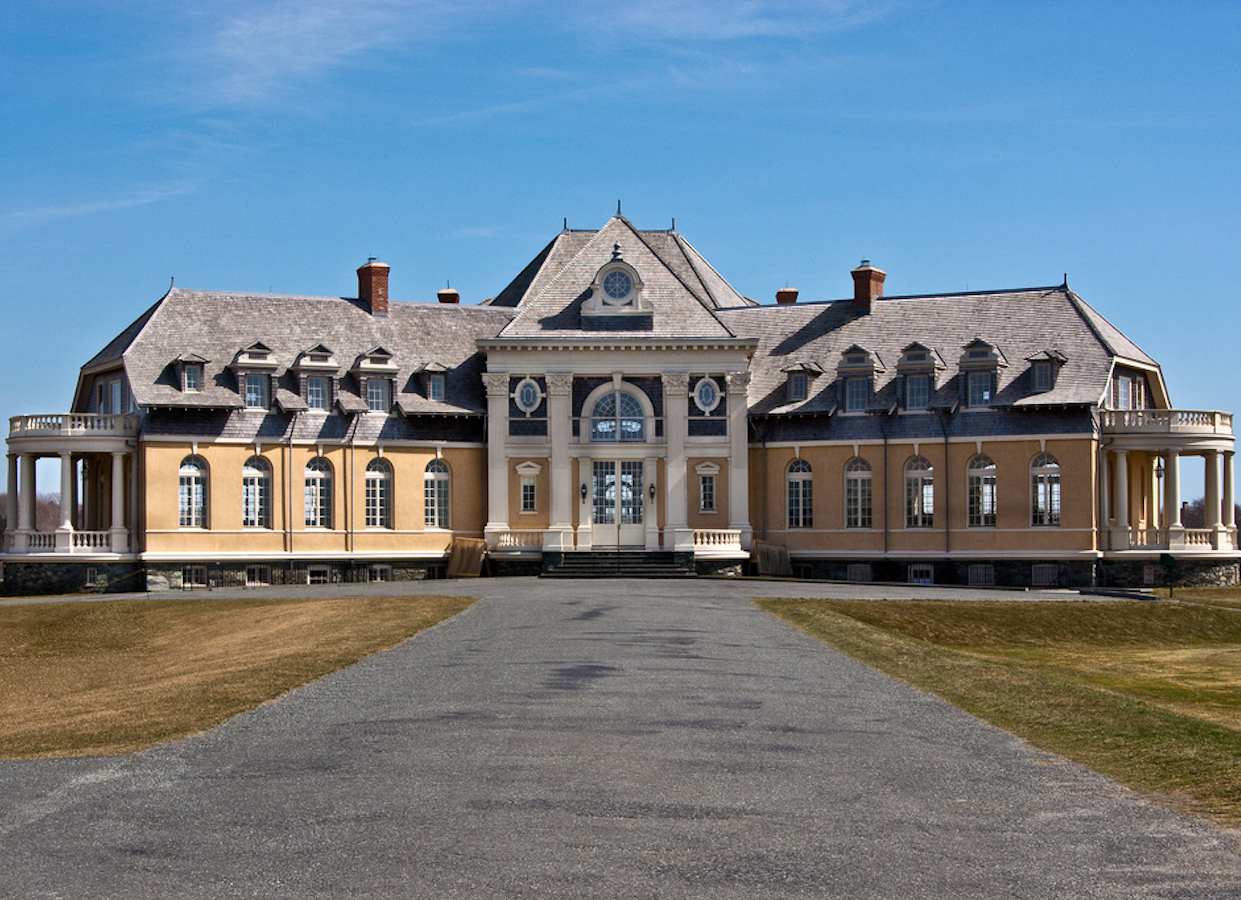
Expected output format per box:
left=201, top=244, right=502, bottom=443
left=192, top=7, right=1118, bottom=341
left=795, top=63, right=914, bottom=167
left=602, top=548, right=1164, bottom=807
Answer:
left=3, top=0, right=1238, bottom=497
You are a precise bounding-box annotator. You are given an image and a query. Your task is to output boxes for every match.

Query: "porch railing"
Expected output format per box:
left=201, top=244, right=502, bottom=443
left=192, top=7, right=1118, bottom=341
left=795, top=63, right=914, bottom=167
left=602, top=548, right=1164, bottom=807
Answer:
left=493, top=530, right=544, bottom=551
left=1100, top=409, right=1233, bottom=436
left=9, top=413, right=140, bottom=439
left=693, top=528, right=742, bottom=553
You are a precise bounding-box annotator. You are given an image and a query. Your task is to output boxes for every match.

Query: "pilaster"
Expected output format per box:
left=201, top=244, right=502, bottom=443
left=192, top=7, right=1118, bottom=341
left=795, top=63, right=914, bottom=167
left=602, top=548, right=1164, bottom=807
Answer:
left=546, top=372, right=575, bottom=551
left=726, top=371, right=753, bottom=550
left=662, top=373, right=693, bottom=551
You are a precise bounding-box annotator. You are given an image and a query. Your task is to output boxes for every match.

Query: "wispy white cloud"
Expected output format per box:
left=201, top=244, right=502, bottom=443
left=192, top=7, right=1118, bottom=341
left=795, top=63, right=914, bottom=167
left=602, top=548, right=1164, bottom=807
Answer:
left=182, top=0, right=457, bottom=107
left=562, top=0, right=901, bottom=41
left=2, top=181, right=199, bottom=234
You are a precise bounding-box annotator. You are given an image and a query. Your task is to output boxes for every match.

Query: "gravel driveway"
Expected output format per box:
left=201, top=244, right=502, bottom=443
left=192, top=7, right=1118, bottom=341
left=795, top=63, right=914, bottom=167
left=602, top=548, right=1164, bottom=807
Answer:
left=0, top=576, right=1239, bottom=898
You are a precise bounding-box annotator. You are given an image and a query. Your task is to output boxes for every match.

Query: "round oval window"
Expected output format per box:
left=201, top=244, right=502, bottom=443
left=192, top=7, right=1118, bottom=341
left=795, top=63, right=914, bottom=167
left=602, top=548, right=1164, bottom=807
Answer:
left=516, top=379, right=541, bottom=412
left=602, top=270, right=632, bottom=302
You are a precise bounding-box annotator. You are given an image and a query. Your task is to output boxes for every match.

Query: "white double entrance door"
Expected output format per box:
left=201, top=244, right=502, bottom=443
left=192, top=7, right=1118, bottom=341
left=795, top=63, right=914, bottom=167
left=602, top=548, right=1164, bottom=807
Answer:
left=591, top=460, right=646, bottom=547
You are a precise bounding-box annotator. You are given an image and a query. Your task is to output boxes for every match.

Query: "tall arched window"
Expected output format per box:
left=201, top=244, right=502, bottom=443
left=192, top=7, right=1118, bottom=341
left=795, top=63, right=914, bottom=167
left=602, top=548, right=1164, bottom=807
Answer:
left=1031, top=453, right=1061, bottom=525
left=242, top=456, right=271, bottom=528
left=905, top=457, right=934, bottom=528
left=425, top=459, right=450, bottom=529
left=591, top=390, right=646, bottom=442
left=787, top=458, right=813, bottom=529
left=366, top=458, right=393, bottom=529
left=967, top=455, right=997, bottom=527
left=304, top=457, right=333, bottom=528
left=845, top=457, right=872, bottom=528
left=178, top=456, right=208, bottom=528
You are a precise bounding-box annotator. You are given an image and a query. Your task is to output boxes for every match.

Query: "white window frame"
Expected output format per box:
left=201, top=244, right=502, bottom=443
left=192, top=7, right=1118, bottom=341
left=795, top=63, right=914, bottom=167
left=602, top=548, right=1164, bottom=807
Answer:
left=905, top=457, right=934, bottom=528
left=178, top=456, right=208, bottom=528
left=845, top=376, right=869, bottom=413
left=365, top=459, right=393, bottom=528
left=788, top=372, right=809, bottom=402
left=367, top=378, right=391, bottom=413
left=1031, top=453, right=1061, bottom=526
left=306, top=376, right=330, bottom=411
left=428, top=373, right=446, bottom=401
left=184, top=364, right=201, bottom=393
left=967, top=371, right=992, bottom=408
left=425, top=459, right=451, bottom=529
left=905, top=373, right=929, bottom=411
left=967, top=455, right=997, bottom=527
left=245, top=374, right=269, bottom=409
left=787, top=458, right=813, bottom=529
left=845, top=457, right=872, bottom=528
left=521, top=475, right=537, bottom=513
left=242, top=456, right=271, bottom=529
left=304, top=457, right=333, bottom=528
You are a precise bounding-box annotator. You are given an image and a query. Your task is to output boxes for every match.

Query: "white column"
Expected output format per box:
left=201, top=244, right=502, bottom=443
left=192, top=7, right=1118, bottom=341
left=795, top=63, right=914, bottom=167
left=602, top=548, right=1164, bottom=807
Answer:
left=5, top=455, right=17, bottom=548
left=110, top=451, right=128, bottom=552
left=1166, top=450, right=1184, bottom=548
left=1111, top=448, right=1129, bottom=549
left=17, top=455, right=34, bottom=531
left=1205, top=449, right=1223, bottom=548
left=546, top=373, right=575, bottom=551
left=56, top=451, right=74, bottom=551
left=481, top=373, right=510, bottom=549
left=726, top=371, right=753, bottom=551
left=662, top=373, right=692, bottom=551
left=1149, top=457, right=1160, bottom=530
left=1224, top=450, right=1236, bottom=549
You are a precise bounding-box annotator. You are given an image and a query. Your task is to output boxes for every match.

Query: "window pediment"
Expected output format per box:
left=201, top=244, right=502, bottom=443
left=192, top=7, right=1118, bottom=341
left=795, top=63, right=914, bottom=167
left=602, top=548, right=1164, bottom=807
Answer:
left=231, top=342, right=277, bottom=370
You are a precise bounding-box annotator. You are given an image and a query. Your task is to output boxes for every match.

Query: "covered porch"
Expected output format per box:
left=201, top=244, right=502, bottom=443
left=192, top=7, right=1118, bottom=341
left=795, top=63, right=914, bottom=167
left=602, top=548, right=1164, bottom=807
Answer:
left=1100, top=410, right=1236, bottom=553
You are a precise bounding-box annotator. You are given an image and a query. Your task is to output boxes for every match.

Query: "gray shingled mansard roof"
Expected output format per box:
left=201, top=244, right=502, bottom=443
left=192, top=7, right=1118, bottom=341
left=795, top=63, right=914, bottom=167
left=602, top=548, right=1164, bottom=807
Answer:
left=720, top=284, right=1164, bottom=416
left=84, top=288, right=515, bottom=420
left=73, top=218, right=1163, bottom=428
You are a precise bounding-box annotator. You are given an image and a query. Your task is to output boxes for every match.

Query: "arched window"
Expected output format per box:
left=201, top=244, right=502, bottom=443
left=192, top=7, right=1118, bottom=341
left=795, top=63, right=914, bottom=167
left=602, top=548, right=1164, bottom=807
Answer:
left=1031, top=453, right=1061, bottom=526
left=178, top=456, right=208, bottom=528
left=787, top=458, right=813, bottom=529
left=425, top=459, right=450, bottom=529
left=591, top=390, right=646, bottom=442
left=242, top=456, right=271, bottom=528
left=905, top=457, right=934, bottom=528
left=304, top=457, right=333, bottom=528
left=967, top=455, right=997, bottom=527
left=845, top=457, right=872, bottom=528
left=366, top=458, right=393, bottom=529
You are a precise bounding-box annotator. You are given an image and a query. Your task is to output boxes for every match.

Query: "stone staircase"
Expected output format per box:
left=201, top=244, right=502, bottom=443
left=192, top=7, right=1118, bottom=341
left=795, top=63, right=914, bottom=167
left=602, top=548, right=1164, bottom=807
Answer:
left=541, top=550, right=696, bottom=579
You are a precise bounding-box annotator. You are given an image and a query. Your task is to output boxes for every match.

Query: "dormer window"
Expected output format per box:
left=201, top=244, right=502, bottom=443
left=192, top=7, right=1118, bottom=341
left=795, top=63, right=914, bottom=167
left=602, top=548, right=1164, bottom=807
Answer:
left=415, top=362, right=450, bottom=401
left=782, top=361, right=823, bottom=404
left=896, top=342, right=945, bottom=413
left=229, top=343, right=278, bottom=410
left=429, top=374, right=446, bottom=401
left=1025, top=351, right=1066, bottom=395
left=958, top=339, right=1007, bottom=410
left=306, top=376, right=330, bottom=411
left=351, top=346, right=398, bottom=415
left=367, top=379, right=390, bottom=412
left=1033, top=362, right=1052, bottom=391
left=582, top=245, right=651, bottom=318
left=837, top=345, right=884, bottom=414
left=174, top=353, right=209, bottom=394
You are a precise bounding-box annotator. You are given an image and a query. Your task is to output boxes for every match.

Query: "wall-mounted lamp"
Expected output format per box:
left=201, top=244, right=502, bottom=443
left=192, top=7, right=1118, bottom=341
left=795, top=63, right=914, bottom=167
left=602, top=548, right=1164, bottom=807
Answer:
left=580, top=483, right=588, bottom=500
left=649, top=482, right=657, bottom=498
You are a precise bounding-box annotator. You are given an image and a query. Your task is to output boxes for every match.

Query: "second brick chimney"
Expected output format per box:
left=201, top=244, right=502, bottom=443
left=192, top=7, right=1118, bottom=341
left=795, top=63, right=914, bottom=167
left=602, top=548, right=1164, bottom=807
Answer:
left=437, top=286, right=460, bottom=304
left=357, top=258, right=390, bottom=317
left=850, top=260, right=886, bottom=314
left=775, top=287, right=799, bottom=305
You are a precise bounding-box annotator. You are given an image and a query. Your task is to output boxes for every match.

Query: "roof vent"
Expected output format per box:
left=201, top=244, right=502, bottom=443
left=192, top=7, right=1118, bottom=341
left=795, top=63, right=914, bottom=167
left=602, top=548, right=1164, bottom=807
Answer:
left=776, top=287, right=799, bottom=305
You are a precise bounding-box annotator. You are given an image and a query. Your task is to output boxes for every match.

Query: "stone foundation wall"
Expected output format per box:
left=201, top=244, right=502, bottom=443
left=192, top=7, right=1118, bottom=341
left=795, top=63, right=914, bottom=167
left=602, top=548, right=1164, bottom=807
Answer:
left=785, top=557, right=1098, bottom=589
left=1, top=561, right=145, bottom=597
left=1100, top=558, right=1240, bottom=589
left=142, top=560, right=446, bottom=592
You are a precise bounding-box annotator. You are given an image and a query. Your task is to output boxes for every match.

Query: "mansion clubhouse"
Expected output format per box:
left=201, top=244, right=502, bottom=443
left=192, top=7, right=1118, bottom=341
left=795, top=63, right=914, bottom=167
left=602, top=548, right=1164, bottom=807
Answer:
left=4, top=214, right=1238, bottom=593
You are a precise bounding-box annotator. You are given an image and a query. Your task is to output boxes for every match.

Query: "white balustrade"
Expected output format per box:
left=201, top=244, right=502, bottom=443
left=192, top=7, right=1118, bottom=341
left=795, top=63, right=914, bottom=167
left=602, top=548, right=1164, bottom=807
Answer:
left=9, top=414, right=139, bottom=439
left=1100, top=409, right=1233, bottom=435
left=495, top=530, right=543, bottom=551
left=1183, top=529, right=1214, bottom=547
left=693, top=529, right=742, bottom=552
left=1128, top=528, right=1168, bottom=549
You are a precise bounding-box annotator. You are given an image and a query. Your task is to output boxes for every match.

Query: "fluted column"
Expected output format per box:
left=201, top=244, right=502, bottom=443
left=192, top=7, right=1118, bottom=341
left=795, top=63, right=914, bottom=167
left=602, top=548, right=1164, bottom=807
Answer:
left=110, top=451, right=129, bottom=552
left=546, top=373, right=575, bottom=551
left=662, top=373, right=692, bottom=551
left=726, top=372, right=753, bottom=551
left=481, top=372, right=510, bottom=549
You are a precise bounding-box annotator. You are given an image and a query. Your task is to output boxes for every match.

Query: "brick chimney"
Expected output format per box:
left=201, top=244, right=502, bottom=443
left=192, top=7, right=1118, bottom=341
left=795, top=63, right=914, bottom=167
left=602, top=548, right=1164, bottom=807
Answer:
left=850, top=260, right=886, bottom=313
left=437, top=286, right=460, bottom=304
left=775, top=287, right=799, bottom=305
left=357, top=258, right=390, bottom=317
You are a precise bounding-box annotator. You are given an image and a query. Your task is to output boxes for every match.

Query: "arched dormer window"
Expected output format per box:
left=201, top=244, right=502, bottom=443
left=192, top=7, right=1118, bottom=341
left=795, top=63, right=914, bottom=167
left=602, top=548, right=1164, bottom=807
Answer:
left=582, top=244, right=651, bottom=318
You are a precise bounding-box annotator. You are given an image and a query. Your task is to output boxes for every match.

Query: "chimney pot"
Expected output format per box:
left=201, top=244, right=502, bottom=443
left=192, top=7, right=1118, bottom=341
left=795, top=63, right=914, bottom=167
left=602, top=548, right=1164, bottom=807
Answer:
left=437, top=287, right=460, bottom=304
left=775, top=287, right=799, bottom=305
left=357, top=259, right=390, bottom=317
left=850, top=261, right=886, bottom=314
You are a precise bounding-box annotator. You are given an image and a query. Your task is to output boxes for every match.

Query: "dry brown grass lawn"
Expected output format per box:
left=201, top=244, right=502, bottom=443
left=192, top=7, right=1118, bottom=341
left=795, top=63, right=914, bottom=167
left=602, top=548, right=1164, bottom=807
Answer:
left=756, top=595, right=1241, bottom=826
left=0, top=594, right=475, bottom=758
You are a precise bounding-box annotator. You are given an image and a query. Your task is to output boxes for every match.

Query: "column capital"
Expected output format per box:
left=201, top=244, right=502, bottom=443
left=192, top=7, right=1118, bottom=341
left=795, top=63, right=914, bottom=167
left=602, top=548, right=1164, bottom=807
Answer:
left=725, top=371, right=751, bottom=393
left=481, top=372, right=510, bottom=397
left=662, top=372, right=690, bottom=396
left=546, top=372, right=574, bottom=396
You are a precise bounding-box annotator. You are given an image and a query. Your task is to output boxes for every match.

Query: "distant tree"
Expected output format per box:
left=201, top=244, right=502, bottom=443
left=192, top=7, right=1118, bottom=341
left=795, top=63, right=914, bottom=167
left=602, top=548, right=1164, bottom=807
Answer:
left=1179, top=497, right=1241, bottom=528
left=34, top=494, right=61, bottom=532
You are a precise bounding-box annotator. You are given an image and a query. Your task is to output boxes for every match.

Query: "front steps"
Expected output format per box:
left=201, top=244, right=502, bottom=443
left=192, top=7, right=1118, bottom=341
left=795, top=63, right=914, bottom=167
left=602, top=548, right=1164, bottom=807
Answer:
left=541, top=550, right=696, bottom=579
